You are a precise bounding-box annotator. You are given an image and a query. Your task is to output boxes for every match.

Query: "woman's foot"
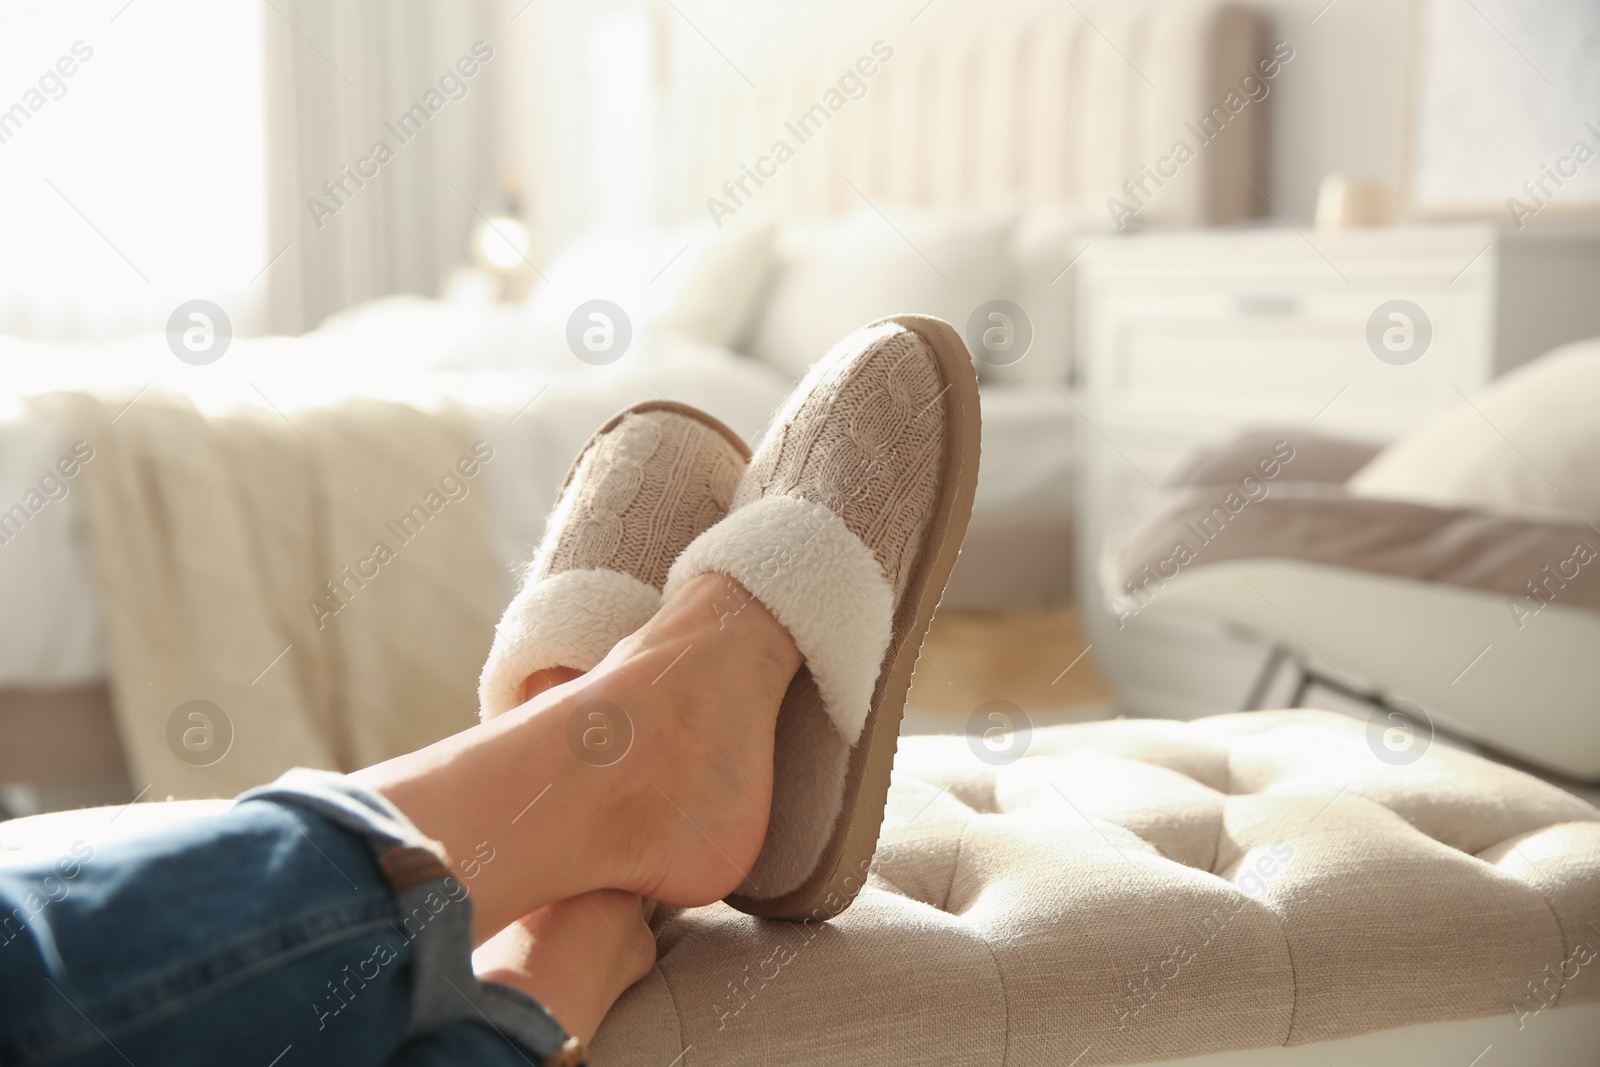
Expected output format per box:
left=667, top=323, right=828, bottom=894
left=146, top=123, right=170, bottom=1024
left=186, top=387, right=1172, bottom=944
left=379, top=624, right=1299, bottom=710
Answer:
left=519, top=665, right=582, bottom=703
left=574, top=571, right=803, bottom=906
left=353, top=571, right=801, bottom=940
left=473, top=890, right=655, bottom=1046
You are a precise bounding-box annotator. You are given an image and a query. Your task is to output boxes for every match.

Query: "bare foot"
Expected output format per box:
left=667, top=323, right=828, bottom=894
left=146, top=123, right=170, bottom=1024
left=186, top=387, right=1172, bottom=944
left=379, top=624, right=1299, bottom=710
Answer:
left=520, top=666, right=582, bottom=704
left=474, top=890, right=655, bottom=1045
left=355, top=573, right=802, bottom=939
left=581, top=572, right=802, bottom=907
left=504, top=581, right=794, bottom=904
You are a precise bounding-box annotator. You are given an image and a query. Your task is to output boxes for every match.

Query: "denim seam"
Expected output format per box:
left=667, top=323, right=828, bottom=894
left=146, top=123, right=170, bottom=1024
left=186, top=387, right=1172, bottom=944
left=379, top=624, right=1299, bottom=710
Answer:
left=23, top=902, right=399, bottom=1063
left=98, top=894, right=398, bottom=1018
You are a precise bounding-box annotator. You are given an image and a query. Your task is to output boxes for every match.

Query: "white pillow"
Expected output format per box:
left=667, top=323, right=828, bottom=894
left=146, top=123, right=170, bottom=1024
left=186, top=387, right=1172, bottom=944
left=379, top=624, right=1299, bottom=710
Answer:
left=745, top=206, right=1014, bottom=380
left=996, top=202, right=1115, bottom=386
left=523, top=220, right=775, bottom=350
left=1348, top=338, right=1600, bottom=521
left=656, top=219, right=775, bottom=347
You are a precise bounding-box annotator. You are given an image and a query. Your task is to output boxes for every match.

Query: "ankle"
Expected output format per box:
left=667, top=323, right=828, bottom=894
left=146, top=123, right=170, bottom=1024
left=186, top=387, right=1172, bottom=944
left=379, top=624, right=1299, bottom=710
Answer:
left=618, top=573, right=802, bottom=690
left=520, top=665, right=583, bottom=704
left=473, top=890, right=654, bottom=1045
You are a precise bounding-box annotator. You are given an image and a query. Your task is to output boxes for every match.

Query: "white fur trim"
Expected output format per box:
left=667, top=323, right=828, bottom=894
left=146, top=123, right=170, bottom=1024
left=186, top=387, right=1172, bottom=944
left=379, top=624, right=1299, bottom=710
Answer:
left=478, top=569, right=662, bottom=720
left=664, top=495, right=893, bottom=746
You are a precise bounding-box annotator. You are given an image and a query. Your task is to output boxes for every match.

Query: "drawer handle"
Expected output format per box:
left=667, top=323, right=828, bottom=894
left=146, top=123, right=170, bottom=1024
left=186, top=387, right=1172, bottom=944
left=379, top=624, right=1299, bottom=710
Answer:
left=1236, top=294, right=1301, bottom=316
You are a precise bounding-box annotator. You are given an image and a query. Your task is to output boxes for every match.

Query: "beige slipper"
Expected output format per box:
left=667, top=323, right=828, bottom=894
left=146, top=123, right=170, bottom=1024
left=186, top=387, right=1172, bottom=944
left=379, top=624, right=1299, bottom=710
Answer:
left=478, top=400, right=750, bottom=719
left=663, top=314, right=981, bottom=920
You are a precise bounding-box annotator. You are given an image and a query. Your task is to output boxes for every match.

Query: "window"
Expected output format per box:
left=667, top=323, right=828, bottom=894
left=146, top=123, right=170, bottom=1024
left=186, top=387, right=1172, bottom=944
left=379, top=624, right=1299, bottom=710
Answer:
left=0, top=0, right=266, bottom=339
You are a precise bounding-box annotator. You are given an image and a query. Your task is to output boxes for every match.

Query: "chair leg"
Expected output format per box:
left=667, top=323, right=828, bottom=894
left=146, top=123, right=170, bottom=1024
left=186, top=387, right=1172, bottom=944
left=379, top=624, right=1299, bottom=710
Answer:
left=1242, top=645, right=1289, bottom=711
left=1287, top=665, right=1314, bottom=708
left=1281, top=670, right=1600, bottom=788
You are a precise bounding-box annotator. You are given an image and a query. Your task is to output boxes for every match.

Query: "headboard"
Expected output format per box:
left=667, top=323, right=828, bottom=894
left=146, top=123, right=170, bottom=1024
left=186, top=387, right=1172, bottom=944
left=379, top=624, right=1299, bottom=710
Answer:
left=654, top=0, right=1271, bottom=228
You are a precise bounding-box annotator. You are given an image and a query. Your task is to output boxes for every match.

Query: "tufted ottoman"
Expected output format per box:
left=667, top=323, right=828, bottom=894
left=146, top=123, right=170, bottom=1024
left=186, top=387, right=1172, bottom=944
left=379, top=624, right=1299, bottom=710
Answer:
left=593, top=710, right=1600, bottom=1065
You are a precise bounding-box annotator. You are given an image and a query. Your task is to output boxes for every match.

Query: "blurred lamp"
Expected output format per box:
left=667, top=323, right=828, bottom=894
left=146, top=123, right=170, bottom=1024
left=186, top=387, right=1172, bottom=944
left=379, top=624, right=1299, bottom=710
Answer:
left=477, top=215, right=530, bottom=270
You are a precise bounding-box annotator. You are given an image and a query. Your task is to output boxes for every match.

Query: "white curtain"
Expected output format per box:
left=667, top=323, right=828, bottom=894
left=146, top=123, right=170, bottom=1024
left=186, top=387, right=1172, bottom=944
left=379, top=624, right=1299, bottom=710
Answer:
left=262, top=0, right=505, bottom=334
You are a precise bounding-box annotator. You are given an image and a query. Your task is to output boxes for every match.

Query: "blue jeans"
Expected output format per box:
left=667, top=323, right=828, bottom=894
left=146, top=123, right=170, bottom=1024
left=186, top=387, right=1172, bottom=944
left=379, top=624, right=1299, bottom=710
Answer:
left=0, top=770, right=579, bottom=1066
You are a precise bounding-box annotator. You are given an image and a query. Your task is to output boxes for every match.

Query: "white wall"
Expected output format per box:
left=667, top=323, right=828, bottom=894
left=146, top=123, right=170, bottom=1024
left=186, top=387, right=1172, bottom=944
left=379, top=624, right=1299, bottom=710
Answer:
left=1252, top=0, right=1412, bottom=221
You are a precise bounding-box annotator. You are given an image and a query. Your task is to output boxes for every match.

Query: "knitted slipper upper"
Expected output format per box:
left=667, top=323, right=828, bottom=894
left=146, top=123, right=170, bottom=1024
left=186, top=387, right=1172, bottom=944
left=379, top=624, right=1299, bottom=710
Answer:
left=478, top=407, right=746, bottom=719
left=666, top=322, right=947, bottom=745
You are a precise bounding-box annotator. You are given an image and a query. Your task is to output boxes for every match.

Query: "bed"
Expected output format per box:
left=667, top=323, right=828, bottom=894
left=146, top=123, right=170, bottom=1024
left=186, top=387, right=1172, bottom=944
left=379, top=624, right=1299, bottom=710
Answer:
left=0, top=0, right=1268, bottom=810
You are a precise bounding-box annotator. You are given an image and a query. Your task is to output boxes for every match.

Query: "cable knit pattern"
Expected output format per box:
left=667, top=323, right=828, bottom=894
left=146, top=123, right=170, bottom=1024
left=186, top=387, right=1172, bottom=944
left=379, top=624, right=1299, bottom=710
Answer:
left=479, top=405, right=747, bottom=719
left=536, top=410, right=744, bottom=591
left=736, top=322, right=945, bottom=598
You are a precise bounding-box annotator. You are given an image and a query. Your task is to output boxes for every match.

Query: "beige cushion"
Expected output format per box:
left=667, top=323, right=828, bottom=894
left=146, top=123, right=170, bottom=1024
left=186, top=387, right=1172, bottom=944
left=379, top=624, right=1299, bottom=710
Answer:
left=1105, top=481, right=1600, bottom=615
left=595, top=711, right=1600, bottom=1064
left=1164, top=428, right=1381, bottom=489
left=1349, top=339, right=1600, bottom=522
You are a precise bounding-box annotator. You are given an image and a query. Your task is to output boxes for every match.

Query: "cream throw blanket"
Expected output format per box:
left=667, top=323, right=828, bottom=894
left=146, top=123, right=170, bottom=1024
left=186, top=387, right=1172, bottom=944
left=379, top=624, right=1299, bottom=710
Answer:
left=40, top=391, right=501, bottom=799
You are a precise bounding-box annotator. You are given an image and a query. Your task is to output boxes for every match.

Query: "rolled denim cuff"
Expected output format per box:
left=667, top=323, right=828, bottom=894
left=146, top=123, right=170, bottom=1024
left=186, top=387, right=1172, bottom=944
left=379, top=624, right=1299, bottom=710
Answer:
left=236, top=769, right=584, bottom=1066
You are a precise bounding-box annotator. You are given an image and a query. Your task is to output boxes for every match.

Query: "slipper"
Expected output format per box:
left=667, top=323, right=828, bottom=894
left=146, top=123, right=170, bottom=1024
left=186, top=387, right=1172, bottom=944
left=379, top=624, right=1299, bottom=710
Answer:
left=663, top=315, right=981, bottom=920
left=478, top=400, right=750, bottom=719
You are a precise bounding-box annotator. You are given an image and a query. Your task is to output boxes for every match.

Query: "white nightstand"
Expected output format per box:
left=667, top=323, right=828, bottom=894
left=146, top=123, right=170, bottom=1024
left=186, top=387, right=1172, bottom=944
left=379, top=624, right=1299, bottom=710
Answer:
left=1074, top=222, right=1600, bottom=718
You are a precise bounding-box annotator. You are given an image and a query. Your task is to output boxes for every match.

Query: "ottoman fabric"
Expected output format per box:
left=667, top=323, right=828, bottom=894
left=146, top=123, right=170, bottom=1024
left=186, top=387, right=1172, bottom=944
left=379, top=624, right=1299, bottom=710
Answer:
left=593, top=710, right=1600, bottom=1065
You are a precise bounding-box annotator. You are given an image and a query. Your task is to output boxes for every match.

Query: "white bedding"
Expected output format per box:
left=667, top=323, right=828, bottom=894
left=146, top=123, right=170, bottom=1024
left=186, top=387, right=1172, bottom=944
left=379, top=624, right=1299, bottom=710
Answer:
left=0, top=295, right=790, bottom=687
left=0, top=293, right=1075, bottom=688
left=943, top=382, right=1076, bottom=607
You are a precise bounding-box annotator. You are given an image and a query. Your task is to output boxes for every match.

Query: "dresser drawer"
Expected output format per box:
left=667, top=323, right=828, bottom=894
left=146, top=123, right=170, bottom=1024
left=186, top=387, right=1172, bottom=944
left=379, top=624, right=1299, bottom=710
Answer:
left=1085, top=281, right=1492, bottom=440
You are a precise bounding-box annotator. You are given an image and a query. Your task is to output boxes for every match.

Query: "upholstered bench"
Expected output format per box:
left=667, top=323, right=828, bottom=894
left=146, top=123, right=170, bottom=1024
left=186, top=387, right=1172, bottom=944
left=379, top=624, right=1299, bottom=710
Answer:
left=595, top=710, right=1600, bottom=1065
left=4, top=711, right=1598, bottom=1065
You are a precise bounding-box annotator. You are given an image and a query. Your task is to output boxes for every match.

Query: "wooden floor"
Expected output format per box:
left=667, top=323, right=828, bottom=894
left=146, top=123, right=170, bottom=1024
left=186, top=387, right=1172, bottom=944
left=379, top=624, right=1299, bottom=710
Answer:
left=903, top=607, right=1114, bottom=735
